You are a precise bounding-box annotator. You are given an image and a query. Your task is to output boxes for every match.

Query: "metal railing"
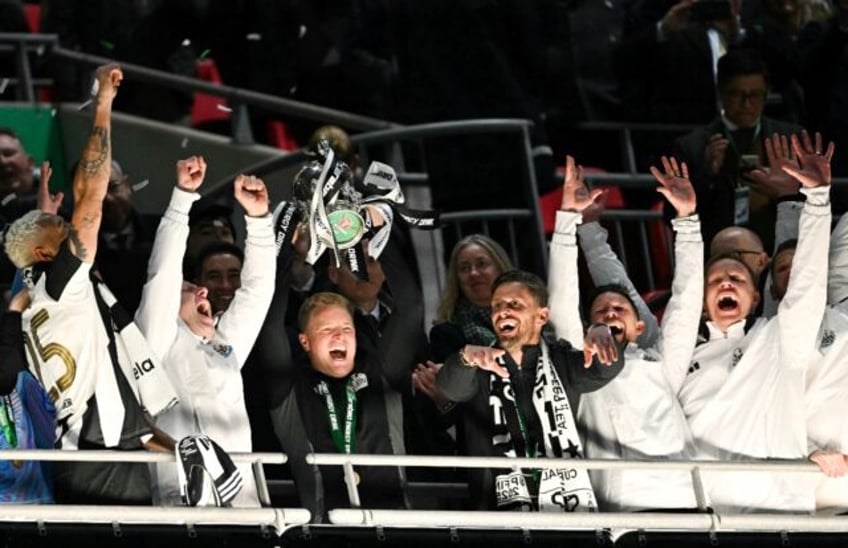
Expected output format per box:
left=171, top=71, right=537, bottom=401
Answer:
left=306, top=453, right=844, bottom=534
left=0, top=32, right=57, bottom=103
left=1, top=447, right=841, bottom=535
left=0, top=449, right=308, bottom=536
left=0, top=32, right=395, bottom=144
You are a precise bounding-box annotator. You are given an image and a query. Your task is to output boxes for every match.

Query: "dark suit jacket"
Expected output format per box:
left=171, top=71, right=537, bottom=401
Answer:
left=95, top=210, right=159, bottom=315
left=673, top=116, right=803, bottom=251
left=616, top=0, right=763, bottom=124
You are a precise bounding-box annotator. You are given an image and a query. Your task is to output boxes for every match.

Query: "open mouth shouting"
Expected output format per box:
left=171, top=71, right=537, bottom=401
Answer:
left=329, top=347, right=348, bottom=362
left=716, top=293, right=740, bottom=314
left=496, top=318, right=518, bottom=336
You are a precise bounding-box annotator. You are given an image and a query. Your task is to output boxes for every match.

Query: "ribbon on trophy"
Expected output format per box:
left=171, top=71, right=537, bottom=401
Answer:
left=359, top=161, right=439, bottom=259
left=292, top=140, right=439, bottom=280
left=272, top=199, right=302, bottom=270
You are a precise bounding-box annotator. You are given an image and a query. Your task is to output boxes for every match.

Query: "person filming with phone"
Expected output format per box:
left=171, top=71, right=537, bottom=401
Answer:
left=672, top=48, right=802, bottom=252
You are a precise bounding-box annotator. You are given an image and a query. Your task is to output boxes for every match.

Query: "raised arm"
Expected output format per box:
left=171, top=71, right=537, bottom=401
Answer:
left=777, top=131, right=834, bottom=368
left=68, top=64, right=122, bottom=262
left=216, top=175, right=275, bottom=366
left=548, top=155, right=602, bottom=347
left=36, top=161, right=64, bottom=215
left=748, top=133, right=803, bottom=317
left=649, top=157, right=703, bottom=395
left=828, top=213, right=848, bottom=305
left=576, top=165, right=660, bottom=348
left=135, top=157, right=205, bottom=358
left=251, top=200, right=309, bottom=394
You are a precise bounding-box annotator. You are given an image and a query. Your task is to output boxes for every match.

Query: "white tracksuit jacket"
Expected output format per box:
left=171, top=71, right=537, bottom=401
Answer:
left=548, top=210, right=702, bottom=511
left=136, top=188, right=276, bottom=507
left=674, top=185, right=830, bottom=513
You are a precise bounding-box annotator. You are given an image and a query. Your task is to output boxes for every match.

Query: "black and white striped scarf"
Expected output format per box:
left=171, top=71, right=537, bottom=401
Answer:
left=489, top=340, right=597, bottom=512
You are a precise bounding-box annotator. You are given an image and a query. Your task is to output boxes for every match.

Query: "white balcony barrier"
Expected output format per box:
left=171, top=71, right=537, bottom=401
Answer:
left=1, top=449, right=846, bottom=537
left=0, top=449, right=308, bottom=536
left=305, top=453, right=848, bottom=535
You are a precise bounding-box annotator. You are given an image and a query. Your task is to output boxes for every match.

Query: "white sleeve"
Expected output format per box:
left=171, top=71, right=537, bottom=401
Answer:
left=657, top=214, right=704, bottom=396
left=577, top=220, right=659, bottom=348
left=547, top=210, right=586, bottom=348
left=828, top=213, right=848, bottom=305
left=777, top=186, right=830, bottom=369
left=216, top=213, right=276, bottom=367
left=134, top=187, right=198, bottom=360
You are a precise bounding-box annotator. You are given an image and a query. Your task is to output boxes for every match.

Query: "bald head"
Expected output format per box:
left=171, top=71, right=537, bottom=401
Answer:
left=710, top=226, right=769, bottom=276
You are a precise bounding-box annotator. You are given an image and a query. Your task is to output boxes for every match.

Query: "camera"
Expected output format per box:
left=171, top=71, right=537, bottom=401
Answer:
left=691, top=0, right=733, bottom=22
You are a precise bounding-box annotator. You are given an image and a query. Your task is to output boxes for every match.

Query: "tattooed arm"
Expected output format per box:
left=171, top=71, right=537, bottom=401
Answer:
left=69, top=64, right=122, bottom=262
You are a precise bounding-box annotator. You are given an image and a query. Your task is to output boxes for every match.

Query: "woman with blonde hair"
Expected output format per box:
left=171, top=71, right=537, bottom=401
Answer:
left=430, top=234, right=514, bottom=360
left=411, top=234, right=515, bottom=468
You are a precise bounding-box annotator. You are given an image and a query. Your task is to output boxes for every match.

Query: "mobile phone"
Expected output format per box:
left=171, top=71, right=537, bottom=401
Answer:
left=691, top=0, right=733, bottom=22
left=738, top=154, right=760, bottom=174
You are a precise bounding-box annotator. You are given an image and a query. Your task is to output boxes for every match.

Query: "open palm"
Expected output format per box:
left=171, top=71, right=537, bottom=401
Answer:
left=747, top=133, right=799, bottom=199
left=560, top=155, right=603, bottom=212
left=783, top=131, right=835, bottom=189
left=650, top=156, right=696, bottom=217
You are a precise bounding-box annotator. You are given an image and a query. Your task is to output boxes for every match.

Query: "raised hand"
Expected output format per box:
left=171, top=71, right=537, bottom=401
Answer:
left=583, top=324, right=618, bottom=367
left=580, top=191, right=608, bottom=224
left=782, top=130, right=835, bottom=188
left=460, top=345, right=509, bottom=378
left=705, top=133, right=729, bottom=176
left=94, top=63, right=123, bottom=102
left=176, top=156, right=207, bottom=192
left=234, top=174, right=270, bottom=218
left=650, top=156, right=696, bottom=217
left=292, top=222, right=311, bottom=257
left=560, top=155, right=604, bottom=213
left=747, top=133, right=800, bottom=199
left=36, top=161, right=63, bottom=215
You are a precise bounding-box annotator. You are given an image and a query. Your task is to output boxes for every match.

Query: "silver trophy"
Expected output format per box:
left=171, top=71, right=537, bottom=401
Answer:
left=292, top=143, right=366, bottom=252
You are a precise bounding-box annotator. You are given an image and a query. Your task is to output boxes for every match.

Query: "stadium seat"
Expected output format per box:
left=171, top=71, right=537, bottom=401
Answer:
left=647, top=199, right=673, bottom=289
left=191, top=59, right=231, bottom=130
left=23, top=3, right=40, bottom=33
left=267, top=120, right=299, bottom=151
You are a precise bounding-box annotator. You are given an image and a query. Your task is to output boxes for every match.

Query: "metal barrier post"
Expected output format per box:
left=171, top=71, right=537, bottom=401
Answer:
left=690, top=466, right=711, bottom=513
left=230, top=103, right=254, bottom=145
left=14, top=38, right=35, bottom=103
left=343, top=460, right=362, bottom=508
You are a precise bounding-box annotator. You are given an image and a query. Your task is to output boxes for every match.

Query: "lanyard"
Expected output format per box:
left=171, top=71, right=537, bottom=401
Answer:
left=0, top=395, right=16, bottom=448
left=507, top=368, right=543, bottom=489
left=318, top=379, right=357, bottom=454
left=510, top=381, right=537, bottom=460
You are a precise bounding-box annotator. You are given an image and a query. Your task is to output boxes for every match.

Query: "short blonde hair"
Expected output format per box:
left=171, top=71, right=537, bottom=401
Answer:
left=309, top=125, right=356, bottom=163
left=298, top=291, right=355, bottom=332
left=3, top=210, right=45, bottom=268
left=435, top=234, right=514, bottom=323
